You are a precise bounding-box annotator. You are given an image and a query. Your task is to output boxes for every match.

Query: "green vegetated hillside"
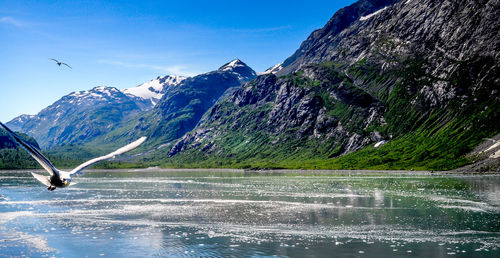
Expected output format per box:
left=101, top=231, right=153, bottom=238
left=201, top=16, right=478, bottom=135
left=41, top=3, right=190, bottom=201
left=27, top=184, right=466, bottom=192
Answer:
left=161, top=56, right=499, bottom=170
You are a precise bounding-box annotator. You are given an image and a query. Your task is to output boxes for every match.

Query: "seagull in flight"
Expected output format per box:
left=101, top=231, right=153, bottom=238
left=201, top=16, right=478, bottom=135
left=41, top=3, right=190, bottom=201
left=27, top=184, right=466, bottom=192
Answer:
left=49, top=58, right=72, bottom=69
left=0, top=122, right=146, bottom=191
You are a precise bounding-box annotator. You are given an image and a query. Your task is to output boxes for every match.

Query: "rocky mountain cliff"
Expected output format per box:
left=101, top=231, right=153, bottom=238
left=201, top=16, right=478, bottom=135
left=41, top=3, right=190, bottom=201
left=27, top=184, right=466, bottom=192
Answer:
left=165, top=0, right=499, bottom=170
left=277, top=0, right=400, bottom=75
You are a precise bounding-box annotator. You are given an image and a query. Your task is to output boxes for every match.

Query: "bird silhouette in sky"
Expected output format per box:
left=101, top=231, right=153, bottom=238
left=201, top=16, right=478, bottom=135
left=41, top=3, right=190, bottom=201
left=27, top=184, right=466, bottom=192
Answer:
left=49, top=58, right=72, bottom=69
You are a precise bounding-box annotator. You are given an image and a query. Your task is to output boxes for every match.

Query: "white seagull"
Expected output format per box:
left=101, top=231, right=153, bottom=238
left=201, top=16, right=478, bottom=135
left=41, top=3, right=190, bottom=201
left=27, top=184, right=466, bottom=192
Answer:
left=0, top=122, right=146, bottom=191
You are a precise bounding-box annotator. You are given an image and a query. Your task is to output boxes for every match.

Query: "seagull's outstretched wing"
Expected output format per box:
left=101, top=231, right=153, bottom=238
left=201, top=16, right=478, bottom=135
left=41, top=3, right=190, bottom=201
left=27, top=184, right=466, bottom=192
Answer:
left=0, top=122, right=58, bottom=176
left=49, top=58, right=59, bottom=63
left=69, top=137, right=147, bottom=175
left=61, top=63, right=72, bottom=69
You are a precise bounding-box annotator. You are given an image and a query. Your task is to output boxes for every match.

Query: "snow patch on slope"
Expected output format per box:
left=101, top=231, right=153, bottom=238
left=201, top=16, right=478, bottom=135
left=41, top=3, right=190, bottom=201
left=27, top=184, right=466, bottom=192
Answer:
left=260, top=63, right=283, bottom=75
left=360, top=6, right=388, bottom=21
left=122, top=75, right=186, bottom=101
left=10, top=114, right=35, bottom=124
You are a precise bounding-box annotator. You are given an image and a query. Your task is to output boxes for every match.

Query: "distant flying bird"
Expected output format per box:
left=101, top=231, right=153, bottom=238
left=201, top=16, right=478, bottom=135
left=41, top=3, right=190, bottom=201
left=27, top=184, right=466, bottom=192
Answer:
left=49, top=58, right=72, bottom=69
left=0, top=122, right=146, bottom=191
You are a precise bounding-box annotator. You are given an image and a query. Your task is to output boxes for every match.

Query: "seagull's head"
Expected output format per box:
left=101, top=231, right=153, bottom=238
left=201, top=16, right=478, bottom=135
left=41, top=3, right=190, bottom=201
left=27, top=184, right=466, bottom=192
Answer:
left=62, top=178, right=71, bottom=187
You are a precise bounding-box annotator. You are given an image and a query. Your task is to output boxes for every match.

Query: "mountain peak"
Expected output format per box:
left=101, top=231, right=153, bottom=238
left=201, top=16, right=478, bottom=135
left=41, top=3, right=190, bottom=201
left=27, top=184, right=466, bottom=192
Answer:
left=68, top=86, right=119, bottom=99
left=217, top=59, right=257, bottom=82
left=218, top=59, right=247, bottom=71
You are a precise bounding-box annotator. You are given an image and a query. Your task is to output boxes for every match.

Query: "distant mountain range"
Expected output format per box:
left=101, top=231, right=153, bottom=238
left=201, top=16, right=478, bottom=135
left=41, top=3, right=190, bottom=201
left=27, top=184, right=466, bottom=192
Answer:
left=7, top=86, right=142, bottom=148
left=7, top=59, right=256, bottom=149
left=3, top=0, right=499, bottom=171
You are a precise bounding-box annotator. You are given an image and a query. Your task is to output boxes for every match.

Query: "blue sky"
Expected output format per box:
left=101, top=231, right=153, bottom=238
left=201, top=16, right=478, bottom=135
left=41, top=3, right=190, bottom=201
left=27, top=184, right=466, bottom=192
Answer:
left=0, top=0, right=355, bottom=122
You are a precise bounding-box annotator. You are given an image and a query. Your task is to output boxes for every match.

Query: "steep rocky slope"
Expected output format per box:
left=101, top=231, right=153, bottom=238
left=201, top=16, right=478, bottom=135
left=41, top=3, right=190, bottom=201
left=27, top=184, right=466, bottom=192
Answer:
left=277, top=0, right=400, bottom=75
left=165, top=0, right=499, bottom=170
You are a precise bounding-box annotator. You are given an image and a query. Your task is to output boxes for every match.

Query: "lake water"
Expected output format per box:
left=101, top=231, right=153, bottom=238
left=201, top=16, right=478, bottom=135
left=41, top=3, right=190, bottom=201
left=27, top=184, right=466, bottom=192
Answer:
left=0, top=169, right=499, bottom=257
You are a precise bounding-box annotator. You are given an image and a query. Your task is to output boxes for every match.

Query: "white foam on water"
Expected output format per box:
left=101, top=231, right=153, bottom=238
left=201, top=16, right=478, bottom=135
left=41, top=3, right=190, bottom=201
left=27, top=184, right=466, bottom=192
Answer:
left=438, top=205, right=488, bottom=213
left=0, top=217, right=55, bottom=254
left=0, top=197, right=368, bottom=209
left=9, top=231, right=55, bottom=253
left=429, top=196, right=498, bottom=213
left=82, top=178, right=245, bottom=188
left=0, top=211, right=35, bottom=224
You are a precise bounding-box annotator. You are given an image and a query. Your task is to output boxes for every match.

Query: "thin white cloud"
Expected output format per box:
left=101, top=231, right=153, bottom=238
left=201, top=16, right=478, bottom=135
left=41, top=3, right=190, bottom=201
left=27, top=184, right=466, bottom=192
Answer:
left=97, top=59, right=199, bottom=77
left=0, top=16, right=25, bottom=27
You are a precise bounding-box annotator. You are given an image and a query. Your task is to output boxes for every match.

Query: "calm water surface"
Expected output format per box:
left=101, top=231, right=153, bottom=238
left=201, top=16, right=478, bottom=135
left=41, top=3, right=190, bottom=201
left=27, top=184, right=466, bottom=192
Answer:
left=0, top=169, right=499, bottom=257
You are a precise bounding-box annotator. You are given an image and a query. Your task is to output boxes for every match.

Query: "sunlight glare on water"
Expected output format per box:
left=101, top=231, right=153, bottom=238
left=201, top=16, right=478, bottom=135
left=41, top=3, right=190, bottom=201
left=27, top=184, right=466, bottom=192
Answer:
left=0, top=170, right=499, bottom=257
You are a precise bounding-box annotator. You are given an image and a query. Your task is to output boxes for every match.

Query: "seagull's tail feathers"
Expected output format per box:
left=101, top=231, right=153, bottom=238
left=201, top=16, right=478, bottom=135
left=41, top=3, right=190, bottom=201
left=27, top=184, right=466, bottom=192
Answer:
left=31, top=172, right=51, bottom=187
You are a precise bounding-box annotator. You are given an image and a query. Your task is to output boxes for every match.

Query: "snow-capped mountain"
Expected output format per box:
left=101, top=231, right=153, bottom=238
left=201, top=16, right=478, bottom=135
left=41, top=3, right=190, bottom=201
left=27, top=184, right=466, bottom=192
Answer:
left=66, top=86, right=129, bottom=106
left=122, top=75, right=186, bottom=108
left=217, top=59, right=257, bottom=81
left=7, top=86, right=143, bottom=148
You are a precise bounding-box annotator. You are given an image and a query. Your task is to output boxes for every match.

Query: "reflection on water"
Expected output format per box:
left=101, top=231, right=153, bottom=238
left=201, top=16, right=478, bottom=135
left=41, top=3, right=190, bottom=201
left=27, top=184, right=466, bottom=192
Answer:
left=0, top=170, right=499, bottom=257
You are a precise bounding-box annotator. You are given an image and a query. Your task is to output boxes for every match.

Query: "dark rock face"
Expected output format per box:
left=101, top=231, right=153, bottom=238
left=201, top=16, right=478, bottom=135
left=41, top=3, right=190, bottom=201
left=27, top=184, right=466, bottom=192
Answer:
left=6, top=0, right=498, bottom=170
left=278, top=0, right=401, bottom=75
left=7, top=86, right=142, bottom=148
left=278, top=0, right=500, bottom=107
